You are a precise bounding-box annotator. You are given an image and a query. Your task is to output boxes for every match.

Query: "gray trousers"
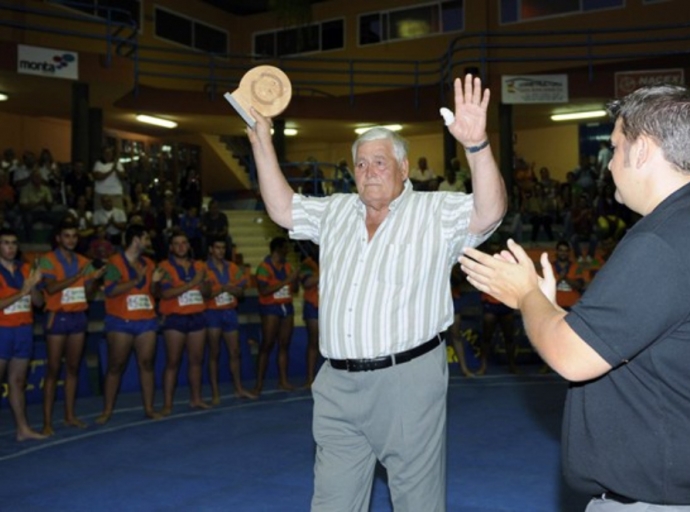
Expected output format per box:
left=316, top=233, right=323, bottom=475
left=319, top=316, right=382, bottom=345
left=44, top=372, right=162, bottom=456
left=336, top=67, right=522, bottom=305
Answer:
left=311, top=342, right=448, bottom=512
left=586, top=496, right=690, bottom=511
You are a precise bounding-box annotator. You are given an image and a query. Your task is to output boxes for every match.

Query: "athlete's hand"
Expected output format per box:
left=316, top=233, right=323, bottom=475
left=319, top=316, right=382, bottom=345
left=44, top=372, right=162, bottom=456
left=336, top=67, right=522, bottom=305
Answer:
left=151, top=267, right=165, bottom=283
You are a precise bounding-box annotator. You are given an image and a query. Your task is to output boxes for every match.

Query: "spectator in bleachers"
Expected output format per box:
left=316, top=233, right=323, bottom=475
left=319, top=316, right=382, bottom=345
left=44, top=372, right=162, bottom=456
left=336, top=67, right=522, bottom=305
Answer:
left=450, top=156, right=472, bottom=193
left=301, top=157, right=326, bottom=196
left=335, top=158, right=355, bottom=193
left=153, top=197, right=180, bottom=261
left=253, top=236, right=299, bottom=395
left=96, top=224, right=163, bottom=424
left=67, top=194, right=95, bottom=255
left=93, top=145, right=126, bottom=210
left=39, top=218, right=106, bottom=435
left=131, top=154, right=155, bottom=193
left=204, top=236, right=255, bottom=403
left=596, top=140, right=613, bottom=187
left=1, top=148, right=17, bottom=174
left=538, top=166, right=560, bottom=214
left=521, top=182, right=554, bottom=243
left=11, top=151, right=36, bottom=193
left=64, top=159, right=93, bottom=209
left=129, top=192, right=156, bottom=235
left=180, top=165, right=202, bottom=210
left=129, top=182, right=146, bottom=214
left=0, top=170, right=17, bottom=215
left=19, top=169, right=57, bottom=241
left=38, top=149, right=65, bottom=207
left=438, top=167, right=466, bottom=193
left=0, top=228, right=46, bottom=441
left=156, top=230, right=210, bottom=414
left=571, top=154, right=598, bottom=198
left=179, top=205, right=203, bottom=259
left=569, top=192, right=598, bottom=262
left=409, top=156, right=441, bottom=191
left=93, top=195, right=127, bottom=247
left=200, top=199, right=230, bottom=259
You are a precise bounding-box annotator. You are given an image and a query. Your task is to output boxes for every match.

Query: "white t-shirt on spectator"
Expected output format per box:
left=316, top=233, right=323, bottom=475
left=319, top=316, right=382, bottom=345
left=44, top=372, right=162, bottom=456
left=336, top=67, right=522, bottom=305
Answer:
left=12, top=165, right=31, bottom=187
left=93, top=207, right=127, bottom=236
left=93, top=160, right=124, bottom=196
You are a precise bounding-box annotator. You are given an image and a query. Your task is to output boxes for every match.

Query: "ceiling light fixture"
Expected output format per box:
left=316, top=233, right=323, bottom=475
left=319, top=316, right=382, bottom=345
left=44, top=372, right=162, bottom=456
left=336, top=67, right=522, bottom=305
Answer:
left=550, top=110, right=607, bottom=122
left=0, top=93, right=8, bottom=101
left=354, top=124, right=403, bottom=135
left=136, top=114, right=177, bottom=129
left=270, top=127, right=299, bottom=136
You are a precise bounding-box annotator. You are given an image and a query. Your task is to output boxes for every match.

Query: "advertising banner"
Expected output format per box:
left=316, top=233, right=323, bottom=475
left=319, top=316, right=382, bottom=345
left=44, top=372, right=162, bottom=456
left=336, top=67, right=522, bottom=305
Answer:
left=17, top=44, right=79, bottom=80
left=502, top=74, right=568, bottom=104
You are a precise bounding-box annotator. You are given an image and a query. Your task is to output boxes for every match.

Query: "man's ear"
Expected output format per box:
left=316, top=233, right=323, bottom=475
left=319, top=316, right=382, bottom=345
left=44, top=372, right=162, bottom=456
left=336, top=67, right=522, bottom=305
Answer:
left=634, top=135, right=654, bottom=169
left=400, top=158, right=410, bottom=180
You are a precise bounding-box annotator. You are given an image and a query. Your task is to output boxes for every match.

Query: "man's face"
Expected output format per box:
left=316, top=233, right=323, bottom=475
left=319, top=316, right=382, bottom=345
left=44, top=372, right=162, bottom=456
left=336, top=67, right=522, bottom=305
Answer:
left=57, top=229, right=79, bottom=251
left=170, top=236, right=189, bottom=258
left=210, top=242, right=226, bottom=261
left=0, top=235, right=19, bottom=261
left=135, top=233, right=152, bottom=252
left=354, top=139, right=408, bottom=209
left=556, top=245, right=571, bottom=262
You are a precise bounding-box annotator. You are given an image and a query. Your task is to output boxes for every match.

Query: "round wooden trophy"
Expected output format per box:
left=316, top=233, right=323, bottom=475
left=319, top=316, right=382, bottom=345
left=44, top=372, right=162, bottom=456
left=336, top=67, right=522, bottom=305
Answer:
left=224, top=65, right=292, bottom=128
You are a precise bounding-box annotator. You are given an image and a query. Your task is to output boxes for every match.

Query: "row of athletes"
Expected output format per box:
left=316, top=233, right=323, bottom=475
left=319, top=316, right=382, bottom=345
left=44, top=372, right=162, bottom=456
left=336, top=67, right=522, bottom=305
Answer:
left=0, top=220, right=319, bottom=441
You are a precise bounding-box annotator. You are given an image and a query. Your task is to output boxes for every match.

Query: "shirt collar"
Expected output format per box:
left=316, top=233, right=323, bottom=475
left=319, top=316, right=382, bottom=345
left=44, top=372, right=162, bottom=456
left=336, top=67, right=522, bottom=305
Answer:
left=354, top=179, right=412, bottom=214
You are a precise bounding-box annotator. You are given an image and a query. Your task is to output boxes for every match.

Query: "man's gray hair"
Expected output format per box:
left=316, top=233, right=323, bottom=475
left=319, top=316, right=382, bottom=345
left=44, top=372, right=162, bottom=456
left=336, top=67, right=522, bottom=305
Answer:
left=351, top=127, right=409, bottom=165
left=607, top=84, right=690, bottom=173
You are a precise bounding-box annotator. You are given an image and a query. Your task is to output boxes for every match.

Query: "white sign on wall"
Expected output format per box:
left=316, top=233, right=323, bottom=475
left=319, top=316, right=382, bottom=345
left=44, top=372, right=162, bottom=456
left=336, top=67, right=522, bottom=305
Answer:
left=17, top=44, right=79, bottom=80
left=502, top=74, right=568, bottom=104
left=615, top=69, right=685, bottom=97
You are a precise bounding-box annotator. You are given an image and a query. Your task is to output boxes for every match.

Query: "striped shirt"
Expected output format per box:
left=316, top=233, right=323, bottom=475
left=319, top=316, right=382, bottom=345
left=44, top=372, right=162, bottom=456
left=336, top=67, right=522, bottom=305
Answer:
left=290, top=180, right=494, bottom=359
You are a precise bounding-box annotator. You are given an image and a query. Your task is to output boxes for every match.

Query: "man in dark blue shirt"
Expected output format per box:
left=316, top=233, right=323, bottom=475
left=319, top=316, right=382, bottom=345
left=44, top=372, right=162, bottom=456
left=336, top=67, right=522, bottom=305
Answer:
left=461, top=83, right=690, bottom=509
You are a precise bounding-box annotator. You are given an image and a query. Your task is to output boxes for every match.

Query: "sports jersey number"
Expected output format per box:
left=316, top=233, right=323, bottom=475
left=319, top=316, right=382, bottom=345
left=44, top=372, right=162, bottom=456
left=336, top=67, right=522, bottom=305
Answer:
left=215, top=292, right=234, bottom=307
left=3, top=295, right=31, bottom=315
left=61, top=286, right=86, bottom=305
left=178, top=289, right=203, bottom=307
left=273, top=285, right=291, bottom=300
left=127, top=294, right=153, bottom=311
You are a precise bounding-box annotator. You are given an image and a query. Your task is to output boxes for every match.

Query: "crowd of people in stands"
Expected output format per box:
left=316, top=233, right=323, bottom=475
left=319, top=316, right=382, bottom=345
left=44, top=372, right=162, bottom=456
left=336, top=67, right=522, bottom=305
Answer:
left=508, top=146, right=636, bottom=259
left=0, top=145, right=232, bottom=262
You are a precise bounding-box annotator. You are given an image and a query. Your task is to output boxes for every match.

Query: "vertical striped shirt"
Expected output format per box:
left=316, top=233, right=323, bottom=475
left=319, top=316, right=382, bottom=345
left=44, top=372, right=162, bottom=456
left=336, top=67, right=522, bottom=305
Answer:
left=290, top=180, right=495, bottom=359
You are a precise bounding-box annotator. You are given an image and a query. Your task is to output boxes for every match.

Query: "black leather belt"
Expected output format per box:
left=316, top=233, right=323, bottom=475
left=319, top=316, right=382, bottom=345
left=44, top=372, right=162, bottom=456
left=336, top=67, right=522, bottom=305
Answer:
left=329, top=335, right=442, bottom=372
left=601, top=491, right=637, bottom=505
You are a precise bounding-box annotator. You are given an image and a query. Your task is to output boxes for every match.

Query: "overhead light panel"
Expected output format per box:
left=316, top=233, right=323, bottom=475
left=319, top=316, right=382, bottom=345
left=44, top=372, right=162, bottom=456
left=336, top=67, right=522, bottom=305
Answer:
left=354, top=124, right=403, bottom=135
left=551, top=110, right=606, bottom=122
left=0, top=93, right=8, bottom=101
left=136, top=114, right=177, bottom=129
